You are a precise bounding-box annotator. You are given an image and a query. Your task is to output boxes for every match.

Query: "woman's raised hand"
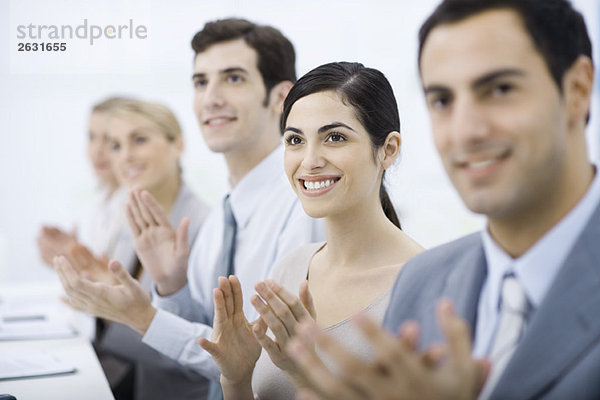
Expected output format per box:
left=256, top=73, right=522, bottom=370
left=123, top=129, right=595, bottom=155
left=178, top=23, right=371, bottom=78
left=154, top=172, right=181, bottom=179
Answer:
left=251, top=279, right=316, bottom=387
left=54, top=256, right=156, bottom=334
left=197, top=275, right=261, bottom=396
left=126, top=187, right=190, bottom=296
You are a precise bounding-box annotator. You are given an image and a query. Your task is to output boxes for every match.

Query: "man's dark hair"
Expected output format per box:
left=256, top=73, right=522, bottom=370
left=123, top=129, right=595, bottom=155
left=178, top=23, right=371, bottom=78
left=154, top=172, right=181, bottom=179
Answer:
left=418, top=0, right=593, bottom=93
left=191, top=18, right=296, bottom=101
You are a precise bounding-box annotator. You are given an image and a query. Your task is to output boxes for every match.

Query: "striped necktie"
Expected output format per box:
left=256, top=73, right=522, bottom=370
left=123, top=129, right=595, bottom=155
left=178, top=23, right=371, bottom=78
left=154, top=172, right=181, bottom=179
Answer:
left=207, top=195, right=237, bottom=400
left=479, top=273, right=531, bottom=399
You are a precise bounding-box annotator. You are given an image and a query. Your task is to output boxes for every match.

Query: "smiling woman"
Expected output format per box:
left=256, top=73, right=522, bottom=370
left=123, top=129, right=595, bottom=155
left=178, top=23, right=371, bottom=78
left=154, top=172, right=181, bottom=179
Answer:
left=283, top=90, right=398, bottom=223
left=198, top=62, right=424, bottom=400
left=101, top=99, right=212, bottom=274
left=282, top=63, right=406, bottom=229
left=254, top=62, right=424, bottom=399
left=36, top=97, right=126, bottom=268
left=89, top=98, right=211, bottom=400
left=107, top=101, right=183, bottom=210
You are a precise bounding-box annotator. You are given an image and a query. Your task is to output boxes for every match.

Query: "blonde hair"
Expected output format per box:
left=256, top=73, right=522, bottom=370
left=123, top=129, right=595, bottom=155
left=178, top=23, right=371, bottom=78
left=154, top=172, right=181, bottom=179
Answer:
left=92, top=96, right=132, bottom=114
left=104, top=98, right=182, bottom=142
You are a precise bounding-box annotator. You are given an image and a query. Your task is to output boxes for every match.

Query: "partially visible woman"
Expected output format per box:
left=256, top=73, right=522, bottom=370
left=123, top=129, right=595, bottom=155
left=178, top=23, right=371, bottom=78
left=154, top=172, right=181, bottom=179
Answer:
left=104, top=99, right=210, bottom=276
left=199, top=62, right=424, bottom=399
left=92, top=98, right=211, bottom=400
left=37, top=97, right=126, bottom=266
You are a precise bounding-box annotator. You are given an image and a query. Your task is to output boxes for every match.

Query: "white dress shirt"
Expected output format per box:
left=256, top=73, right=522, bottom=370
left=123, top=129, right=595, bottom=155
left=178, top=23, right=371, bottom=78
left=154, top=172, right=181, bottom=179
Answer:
left=142, top=146, right=325, bottom=380
left=78, top=186, right=127, bottom=259
left=474, top=168, right=600, bottom=358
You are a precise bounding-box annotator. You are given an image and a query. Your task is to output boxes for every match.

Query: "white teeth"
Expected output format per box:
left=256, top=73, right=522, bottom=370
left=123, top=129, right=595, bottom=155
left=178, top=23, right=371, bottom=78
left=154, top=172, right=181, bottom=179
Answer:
left=207, top=117, right=231, bottom=125
left=467, top=159, right=495, bottom=169
left=303, top=179, right=336, bottom=191
left=124, top=166, right=144, bottom=179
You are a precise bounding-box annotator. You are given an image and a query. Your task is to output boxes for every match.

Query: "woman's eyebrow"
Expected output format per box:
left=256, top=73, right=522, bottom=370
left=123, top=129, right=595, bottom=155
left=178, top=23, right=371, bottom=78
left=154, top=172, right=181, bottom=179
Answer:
left=283, top=127, right=303, bottom=134
left=318, top=122, right=355, bottom=134
left=284, top=122, right=356, bottom=135
left=128, top=128, right=149, bottom=138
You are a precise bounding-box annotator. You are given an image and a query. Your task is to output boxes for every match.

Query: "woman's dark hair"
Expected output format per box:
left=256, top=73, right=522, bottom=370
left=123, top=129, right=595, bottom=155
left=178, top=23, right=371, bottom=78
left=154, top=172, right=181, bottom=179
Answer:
left=281, top=62, right=401, bottom=229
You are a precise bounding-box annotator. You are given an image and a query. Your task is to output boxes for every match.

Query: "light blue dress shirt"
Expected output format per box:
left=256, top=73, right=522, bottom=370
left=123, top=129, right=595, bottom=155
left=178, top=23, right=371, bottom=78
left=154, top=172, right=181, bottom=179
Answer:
left=142, top=146, right=325, bottom=380
left=474, top=168, right=600, bottom=358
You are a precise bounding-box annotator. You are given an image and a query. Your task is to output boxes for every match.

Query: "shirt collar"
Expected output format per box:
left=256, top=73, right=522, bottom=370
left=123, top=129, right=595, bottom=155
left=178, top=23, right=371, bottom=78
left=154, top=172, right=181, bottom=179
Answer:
left=482, top=166, right=600, bottom=308
left=481, top=227, right=514, bottom=311
left=228, top=145, right=286, bottom=229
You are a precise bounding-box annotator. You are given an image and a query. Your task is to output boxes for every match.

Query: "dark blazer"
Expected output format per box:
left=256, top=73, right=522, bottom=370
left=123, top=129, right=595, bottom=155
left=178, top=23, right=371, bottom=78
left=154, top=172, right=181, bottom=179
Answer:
left=384, top=201, right=600, bottom=399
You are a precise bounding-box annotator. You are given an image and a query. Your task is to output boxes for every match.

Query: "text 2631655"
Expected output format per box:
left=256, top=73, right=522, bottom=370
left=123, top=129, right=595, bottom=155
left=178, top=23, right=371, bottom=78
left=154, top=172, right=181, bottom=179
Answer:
left=17, top=42, right=67, bottom=51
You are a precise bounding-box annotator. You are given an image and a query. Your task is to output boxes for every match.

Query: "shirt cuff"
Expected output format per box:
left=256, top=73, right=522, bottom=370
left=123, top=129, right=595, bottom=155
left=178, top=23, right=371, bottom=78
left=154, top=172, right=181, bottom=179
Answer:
left=151, top=283, right=191, bottom=314
left=142, top=308, right=220, bottom=381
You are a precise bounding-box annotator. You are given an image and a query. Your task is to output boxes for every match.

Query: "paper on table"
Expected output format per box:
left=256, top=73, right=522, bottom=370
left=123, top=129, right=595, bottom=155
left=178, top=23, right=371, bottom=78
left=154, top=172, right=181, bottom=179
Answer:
left=0, top=352, right=76, bottom=380
left=0, top=319, right=76, bottom=341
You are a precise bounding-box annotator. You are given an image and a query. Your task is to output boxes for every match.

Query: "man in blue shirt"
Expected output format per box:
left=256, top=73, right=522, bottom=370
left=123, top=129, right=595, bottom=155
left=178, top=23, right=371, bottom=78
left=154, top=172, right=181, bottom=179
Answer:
left=56, top=18, right=324, bottom=399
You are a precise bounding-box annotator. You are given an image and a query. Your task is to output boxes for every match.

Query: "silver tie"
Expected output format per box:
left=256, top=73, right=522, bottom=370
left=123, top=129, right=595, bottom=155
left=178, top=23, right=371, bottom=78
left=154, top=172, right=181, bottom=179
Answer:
left=207, top=195, right=237, bottom=400
left=213, top=194, right=237, bottom=289
left=479, top=274, right=530, bottom=399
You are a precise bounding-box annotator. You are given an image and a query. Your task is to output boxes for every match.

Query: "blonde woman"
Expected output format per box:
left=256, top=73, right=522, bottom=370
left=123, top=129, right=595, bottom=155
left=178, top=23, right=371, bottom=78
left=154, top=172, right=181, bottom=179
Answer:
left=69, top=99, right=211, bottom=400
left=37, top=97, right=126, bottom=267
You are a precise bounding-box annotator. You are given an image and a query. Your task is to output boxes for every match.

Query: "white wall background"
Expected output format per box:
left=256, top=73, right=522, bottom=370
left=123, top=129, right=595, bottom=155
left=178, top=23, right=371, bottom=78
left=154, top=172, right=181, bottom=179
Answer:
left=0, top=0, right=598, bottom=283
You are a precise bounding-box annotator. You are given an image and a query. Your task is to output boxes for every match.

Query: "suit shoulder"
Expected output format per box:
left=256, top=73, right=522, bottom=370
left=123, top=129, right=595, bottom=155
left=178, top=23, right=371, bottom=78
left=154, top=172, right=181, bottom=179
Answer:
left=401, top=232, right=482, bottom=278
left=390, top=232, right=483, bottom=299
left=383, top=232, right=483, bottom=333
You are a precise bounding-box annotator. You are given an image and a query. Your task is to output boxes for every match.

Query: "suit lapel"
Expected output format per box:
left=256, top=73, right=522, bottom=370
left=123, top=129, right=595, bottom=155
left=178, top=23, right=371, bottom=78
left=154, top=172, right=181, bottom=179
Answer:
left=447, top=243, right=487, bottom=335
left=417, top=235, right=487, bottom=348
left=443, top=242, right=487, bottom=338
left=437, top=236, right=487, bottom=337
left=492, top=204, right=600, bottom=399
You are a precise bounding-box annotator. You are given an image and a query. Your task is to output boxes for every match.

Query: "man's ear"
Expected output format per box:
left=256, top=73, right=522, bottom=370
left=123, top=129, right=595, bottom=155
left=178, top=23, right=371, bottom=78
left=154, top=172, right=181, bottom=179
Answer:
left=563, top=55, right=594, bottom=129
left=378, top=131, right=402, bottom=170
left=268, top=80, right=294, bottom=114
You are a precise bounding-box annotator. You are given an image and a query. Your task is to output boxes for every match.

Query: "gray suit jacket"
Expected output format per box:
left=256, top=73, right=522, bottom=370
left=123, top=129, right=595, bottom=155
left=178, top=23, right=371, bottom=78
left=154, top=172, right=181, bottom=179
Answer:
left=384, top=201, right=600, bottom=399
left=96, top=183, right=211, bottom=400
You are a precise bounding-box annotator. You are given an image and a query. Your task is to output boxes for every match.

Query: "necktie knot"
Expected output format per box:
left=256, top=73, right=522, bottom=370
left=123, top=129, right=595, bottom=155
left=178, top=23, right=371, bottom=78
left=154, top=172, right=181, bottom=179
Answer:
left=500, top=275, right=529, bottom=315
left=223, top=195, right=236, bottom=228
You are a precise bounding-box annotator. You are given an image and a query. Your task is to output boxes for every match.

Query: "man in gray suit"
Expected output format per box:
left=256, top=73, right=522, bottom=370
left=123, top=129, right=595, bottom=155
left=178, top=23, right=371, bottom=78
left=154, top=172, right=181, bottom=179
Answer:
left=286, top=0, right=599, bottom=399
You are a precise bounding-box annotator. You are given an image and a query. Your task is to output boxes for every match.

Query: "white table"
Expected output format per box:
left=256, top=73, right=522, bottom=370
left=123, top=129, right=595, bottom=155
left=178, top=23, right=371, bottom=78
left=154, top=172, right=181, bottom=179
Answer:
left=0, top=336, right=114, bottom=400
left=0, top=280, right=114, bottom=399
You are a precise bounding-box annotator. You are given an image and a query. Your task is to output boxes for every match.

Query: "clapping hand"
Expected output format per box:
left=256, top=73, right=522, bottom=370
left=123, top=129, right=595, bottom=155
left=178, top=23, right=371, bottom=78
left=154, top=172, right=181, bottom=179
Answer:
left=54, top=255, right=157, bottom=335
left=251, top=279, right=317, bottom=389
left=66, top=243, right=116, bottom=284
left=198, top=276, right=261, bottom=399
left=37, top=225, right=76, bottom=266
left=126, top=187, right=190, bottom=296
left=287, top=300, right=490, bottom=400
